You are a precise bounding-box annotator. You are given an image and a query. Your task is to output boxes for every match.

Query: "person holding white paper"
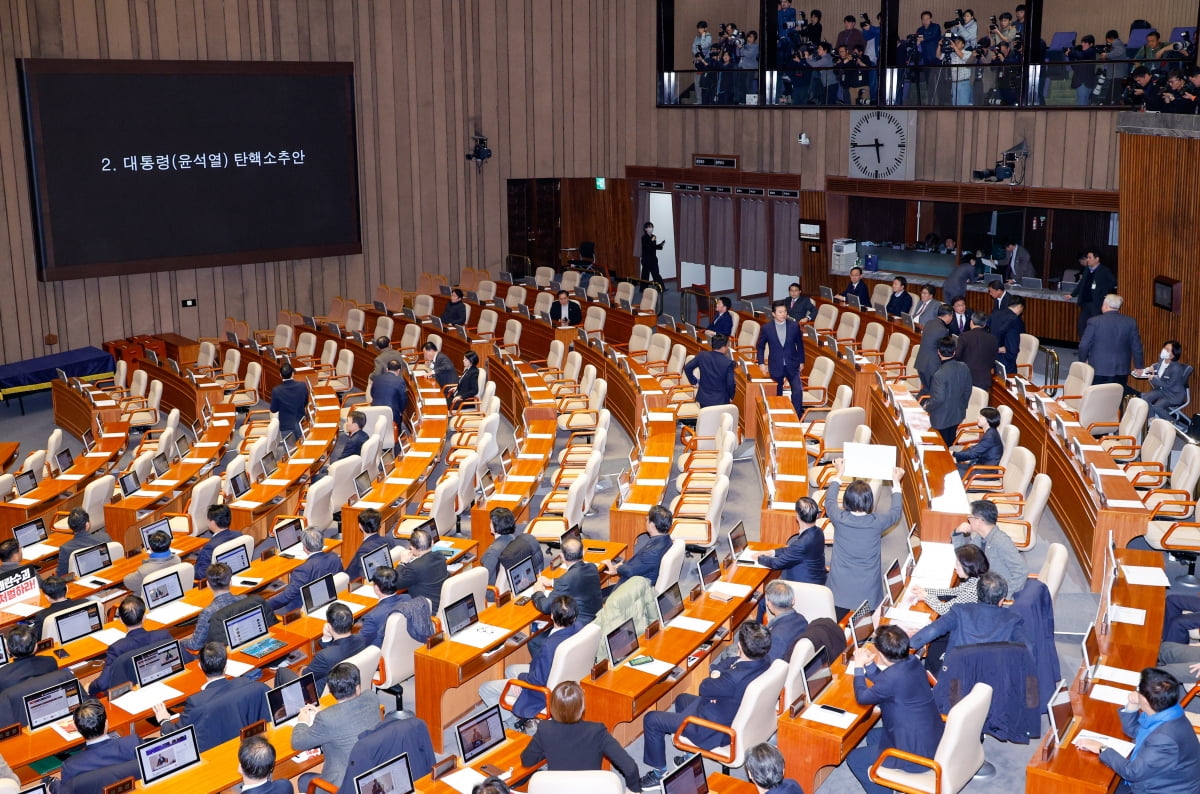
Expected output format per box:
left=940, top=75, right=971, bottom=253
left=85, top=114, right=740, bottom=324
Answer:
left=824, top=458, right=905, bottom=615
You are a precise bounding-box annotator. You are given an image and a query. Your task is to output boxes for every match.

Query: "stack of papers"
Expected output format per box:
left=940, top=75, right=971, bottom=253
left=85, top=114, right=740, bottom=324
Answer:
left=1088, top=683, right=1134, bottom=706
left=21, top=543, right=56, bottom=561
left=441, top=768, right=488, bottom=794
left=884, top=608, right=933, bottom=630
left=800, top=703, right=858, bottom=729
left=1093, top=665, right=1142, bottom=687
left=667, top=616, right=716, bottom=634
left=111, top=682, right=184, bottom=714
left=708, top=581, right=752, bottom=599
left=624, top=657, right=675, bottom=677
left=146, top=601, right=202, bottom=624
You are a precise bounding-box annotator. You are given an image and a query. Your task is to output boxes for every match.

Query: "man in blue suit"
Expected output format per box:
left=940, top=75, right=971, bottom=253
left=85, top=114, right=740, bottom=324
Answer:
left=346, top=508, right=396, bottom=582
left=1078, top=293, right=1144, bottom=391
left=479, top=595, right=582, bottom=730
left=193, top=504, right=242, bottom=581
left=267, top=529, right=344, bottom=615
left=602, top=506, right=674, bottom=595
left=59, top=700, right=140, bottom=793
left=369, top=359, right=407, bottom=439
left=359, top=566, right=417, bottom=647
left=847, top=625, right=945, bottom=793
left=683, top=334, right=737, bottom=408
left=269, top=362, right=309, bottom=442
left=238, top=736, right=295, bottom=794
left=706, top=297, right=734, bottom=338
left=279, top=603, right=366, bottom=694
left=763, top=581, right=808, bottom=665
left=89, top=595, right=173, bottom=695
left=756, top=301, right=806, bottom=416
left=640, top=622, right=773, bottom=787
left=1076, top=667, right=1200, bottom=793
left=333, top=410, right=369, bottom=463
left=152, top=642, right=270, bottom=751
left=910, top=572, right=1027, bottom=672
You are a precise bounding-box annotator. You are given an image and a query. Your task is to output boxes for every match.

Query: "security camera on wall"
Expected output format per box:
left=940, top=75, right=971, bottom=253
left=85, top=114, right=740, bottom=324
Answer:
left=465, top=135, right=492, bottom=164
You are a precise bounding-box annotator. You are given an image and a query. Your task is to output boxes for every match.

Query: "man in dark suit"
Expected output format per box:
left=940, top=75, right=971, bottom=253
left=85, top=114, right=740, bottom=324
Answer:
left=267, top=529, right=344, bottom=615
left=683, top=334, right=736, bottom=408
left=291, top=663, right=384, bottom=791
left=395, top=527, right=449, bottom=611
left=847, top=625, right=945, bottom=794
left=193, top=504, right=242, bottom=581
left=1078, top=293, right=1144, bottom=389
left=238, top=736, right=295, bottom=794
left=1071, top=248, right=1117, bottom=338
left=990, top=296, right=1026, bottom=376
left=279, top=603, right=366, bottom=694
left=359, top=566, right=418, bottom=647
left=1002, top=239, right=1035, bottom=284
left=152, top=642, right=271, bottom=751
left=369, top=358, right=408, bottom=433
left=947, top=296, right=970, bottom=336
left=910, top=572, right=1027, bottom=661
left=603, top=505, right=673, bottom=590
left=26, top=575, right=88, bottom=639
left=987, top=279, right=1010, bottom=313
left=1077, top=667, right=1200, bottom=793
left=480, top=507, right=545, bottom=597
left=833, top=266, right=871, bottom=306
left=346, top=508, right=396, bottom=582
left=707, top=297, right=734, bottom=338
left=955, top=313, right=999, bottom=390
left=422, top=341, right=458, bottom=389
left=924, top=336, right=973, bottom=446
left=915, top=305, right=953, bottom=392
left=784, top=283, right=816, bottom=321
left=549, top=290, right=582, bottom=326
left=369, top=337, right=405, bottom=382
left=756, top=301, right=806, bottom=416
left=640, top=622, right=772, bottom=786
left=531, top=537, right=602, bottom=655
left=333, top=409, right=369, bottom=464
left=941, top=258, right=977, bottom=303
left=56, top=508, right=114, bottom=577
left=59, top=700, right=140, bottom=793
left=762, top=581, right=808, bottom=665
left=440, top=289, right=468, bottom=326
left=0, top=625, right=56, bottom=692
left=269, top=362, right=309, bottom=442
left=479, top=595, right=583, bottom=729
left=89, top=595, right=174, bottom=695
left=1141, top=340, right=1190, bottom=422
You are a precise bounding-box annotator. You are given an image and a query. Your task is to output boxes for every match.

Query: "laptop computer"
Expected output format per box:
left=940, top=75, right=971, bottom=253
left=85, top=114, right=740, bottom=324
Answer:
left=455, top=705, right=507, bottom=763
left=881, top=558, right=906, bottom=607
left=139, top=518, right=176, bottom=553
left=143, top=571, right=199, bottom=624
left=260, top=451, right=280, bottom=480
left=24, top=678, right=82, bottom=730
left=359, top=544, right=394, bottom=583
left=353, top=470, right=374, bottom=501
left=73, top=543, right=113, bottom=580
left=656, top=582, right=686, bottom=627
left=301, top=573, right=352, bottom=620
left=150, top=452, right=171, bottom=479
left=353, top=752, right=414, bottom=794
left=82, top=428, right=96, bottom=453
left=663, top=753, right=709, bottom=794
left=802, top=653, right=834, bottom=706
left=118, top=471, right=141, bottom=498
left=0, top=634, right=8, bottom=667
left=847, top=294, right=862, bottom=309
left=873, top=302, right=889, bottom=317
left=379, top=447, right=395, bottom=474
left=136, top=724, right=202, bottom=785
left=274, top=518, right=307, bottom=558
left=505, top=555, right=539, bottom=600
left=443, top=593, right=506, bottom=649
left=13, top=470, right=38, bottom=496
left=605, top=617, right=640, bottom=666
left=696, top=548, right=722, bottom=591
left=132, top=640, right=186, bottom=687
left=266, top=672, right=320, bottom=727
left=215, top=544, right=260, bottom=590
left=54, top=603, right=103, bottom=645
left=13, top=518, right=54, bottom=560
left=228, top=471, right=252, bottom=500
left=224, top=606, right=286, bottom=658
left=1020, top=277, right=1043, bottom=290
left=1046, top=680, right=1074, bottom=754
left=728, top=521, right=760, bottom=565
left=52, top=448, right=74, bottom=476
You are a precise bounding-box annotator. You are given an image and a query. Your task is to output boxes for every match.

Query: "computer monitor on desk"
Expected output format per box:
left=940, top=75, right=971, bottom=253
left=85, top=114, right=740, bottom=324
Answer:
left=455, top=705, right=506, bottom=763
left=662, top=754, right=709, bottom=794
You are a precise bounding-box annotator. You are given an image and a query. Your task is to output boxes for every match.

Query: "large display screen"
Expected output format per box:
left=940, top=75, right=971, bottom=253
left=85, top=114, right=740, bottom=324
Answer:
left=19, top=58, right=361, bottom=281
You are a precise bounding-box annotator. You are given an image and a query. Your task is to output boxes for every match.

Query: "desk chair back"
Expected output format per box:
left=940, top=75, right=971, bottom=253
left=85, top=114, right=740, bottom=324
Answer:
left=673, top=658, right=788, bottom=767
left=427, top=474, right=461, bottom=537
left=641, top=287, right=660, bottom=314
left=295, top=332, right=317, bottom=360
left=476, top=310, right=499, bottom=338
left=373, top=315, right=394, bottom=341
left=476, top=280, right=497, bottom=302
left=534, top=291, right=554, bottom=318
left=505, top=286, right=527, bottom=310
left=329, top=456, right=363, bottom=509
left=881, top=332, right=911, bottom=365
left=377, top=611, right=422, bottom=705
left=813, top=304, right=838, bottom=334
left=325, top=645, right=381, bottom=698
left=1060, top=361, right=1095, bottom=409
left=301, top=476, right=336, bottom=533
left=1038, top=542, right=1068, bottom=603
left=832, top=311, right=860, bottom=343
left=1078, top=383, right=1124, bottom=435
left=786, top=582, right=837, bottom=622
left=655, top=539, right=688, bottom=595
left=871, top=283, right=893, bottom=308
left=169, top=475, right=221, bottom=536
left=996, top=472, right=1050, bottom=550
left=196, top=342, right=217, bottom=371
left=437, top=567, right=488, bottom=629
left=587, top=276, right=610, bottom=300
left=546, top=623, right=603, bottom=694
left=345, top=308, right=365, bottom=334
left=861, top=322, right=885, bottom=354
left=1000, top=446, right=1036, bottom=496
left=534, top=267, right=556, bottom=289
left=783, top=638, right=819, bottom=709
left=559, top=272, right=581, bottom=293
left=1016, top=334, right=1039, bottom=380
left=802, top=357, right=835, bottom=407
left=584, top=306, right=607, bottom=337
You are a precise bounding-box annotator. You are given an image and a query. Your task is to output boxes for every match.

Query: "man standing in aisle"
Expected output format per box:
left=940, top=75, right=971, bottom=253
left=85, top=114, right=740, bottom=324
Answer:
left=1078, top=293, right=1144, bottom=391
left=1071, top=248, right=1117, bottom=339
left=756, top=301, right=806, bottom=416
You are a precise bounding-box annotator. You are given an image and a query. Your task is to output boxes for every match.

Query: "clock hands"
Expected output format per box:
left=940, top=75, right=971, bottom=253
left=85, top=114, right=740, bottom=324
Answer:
left=851, top=138, right=884, bottom=164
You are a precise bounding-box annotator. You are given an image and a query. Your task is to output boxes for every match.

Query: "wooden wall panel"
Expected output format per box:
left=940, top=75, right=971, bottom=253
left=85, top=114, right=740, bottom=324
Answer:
left=561, top=179, right=637, bottom=279
left=0, top=0, right=1124, bottom=366
left=1118, top=133, right=1200, bottom=360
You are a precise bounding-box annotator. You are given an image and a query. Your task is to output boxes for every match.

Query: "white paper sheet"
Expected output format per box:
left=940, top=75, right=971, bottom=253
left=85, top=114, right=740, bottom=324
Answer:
left=1121, top=565, right=1170, bottom=586
left=441, top=768, right=488, bottom=794
left=230, top=500, right=262, bottom=509
left=111, top=682, right=184, bottom=714
left=21, top=543, right=56, bottom=561
left=93, top=628, right=127, bottom=646
left=667, top=616, right=716, bottom=634
left=1074, top=730, right=1134, bottom=758
left=3, top=602, right=41, bottom=617
left=800, top=703, right=858, bottom=728
left=146, top=601, right=202, bottom=624
left=842, top=442, right=897, bottom=480
left=707, top=581, right=752, bottom=598
left=625, top=657, right=675, bottom=677
left=1108, top=605, right=1146, bottom=625
left=225, top=660, right=255, bottom=677
left=1094, top=665, right=1142, bottom=687
left=1088, top=683, right=1134, bottom=706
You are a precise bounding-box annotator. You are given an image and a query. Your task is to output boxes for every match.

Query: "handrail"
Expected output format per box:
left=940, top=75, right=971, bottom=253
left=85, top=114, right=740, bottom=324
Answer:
left=1041, top=346, right=1060, bottom=394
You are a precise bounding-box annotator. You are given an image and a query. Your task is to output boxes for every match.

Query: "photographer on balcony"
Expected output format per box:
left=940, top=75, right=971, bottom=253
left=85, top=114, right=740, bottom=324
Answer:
left=937, top=35, right=976, bottom=106
left=948, top=9, right=977, bottom=48
left=1067, top=35, right=1099, bottom=106
left=1125, top=66, right=1159, bottom=109
left=915, top=11, right=942, bottom=105
left=1150, top=70, right=1197, bottom=114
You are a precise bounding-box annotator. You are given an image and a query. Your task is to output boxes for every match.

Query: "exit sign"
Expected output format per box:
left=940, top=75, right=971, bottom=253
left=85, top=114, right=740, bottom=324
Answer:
left=595, top=178, right=606, bottom=190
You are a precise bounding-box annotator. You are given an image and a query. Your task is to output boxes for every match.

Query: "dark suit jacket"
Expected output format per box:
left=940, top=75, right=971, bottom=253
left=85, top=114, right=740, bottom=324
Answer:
left=335, top=429, right=370, bottom=463
left=886, top=292, right=914, bottom=316
left=370, top=349, right=405, bottom=381
left=615, top=533, right=673, bottom=583
left=533, top=562, right=602, bottom=625
left=347, top=533, right=397, bottom=582
left=270, top=378, right=310, bottom=440
left=916, top=319, right=950, bottom=389
left=926, top=360, right=973, bottom=431
left=1072, top=264, right=1117, bottom=316
left=948, top=311, right=970, bottom=336
left=786, top=295, right=816, bottom=321
left=520, top=719, right=642, bottom=791
left=59, top=735, right=141, bottom=794
left=244, top=783, right=294, bottom=794
left=194, top=528, right=243, bottom=581
left=369, top=370, right=408, bottom=427
left=756, top=319, right=805, bottom=379
left=89, top=626, right=174, bottom=694
left=854, top=656, right=944, bottom=764
left=268, top=551, right=344, bottom=614
left=989, top=308, right=1025, bottom=374
left=954, top=426, right=1003, bottom=467
left=454, top=367, right=480, bottom=404
left=1148, top=360, right=1190, bottom=408
left=291, top=693, right=384, bottom=788
left=334, top=717, right=437, bottom=794
left=683, top=350, right=736, bottom=408
left=910, top=299, right=941, bottom=327
left=396, top=552, right=449, bottom=611
left=955, top=327, right=999, bottom=390
left=709, top=311, right=733, bottom=337
left=513, top=622, right=583, bottom=718
left=307, top=635, right=368, bottom=694
left=430, top=353, right=458, bottom=388
left=359, top=593, right=417, bottom=647
left=57, top=529, right=115, bottom=577
left=766, top=610, right=809, bottom=665
left=550, top=301, right=582, bottom=325
left=841, top=280, right=871, bottom=305
left=1079, top=311, right=1145, bottom=376
left=1004, top=246, right=1034, bottom=282
left=441, top=300, right=467, bottom=326
left=941, top=264, right=976, bottom=302
left=758, top=526, right=826, bottom=585
left=910, top=602, right=1026, bottom=655
left=685, top=655, right=770, bottom=748
left=164, top=676, right=271, bottom=751
left=0, top=655, right=57, bottom=694
left=1100, top=707, right=1200, bottom=793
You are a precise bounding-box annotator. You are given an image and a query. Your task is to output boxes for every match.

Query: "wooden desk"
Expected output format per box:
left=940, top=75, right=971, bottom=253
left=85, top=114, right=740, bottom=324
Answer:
left=155, top=332, right=200, bottom=366
left=757, top=392, right=811, bottom=544
left=414, top=731, right=542, bottom=793
left=707, top=773, right=759, bottom=794
left=609, top=430, right=676, bottom=550
left=1026, top=548, right=1165, bottom=793
left=0, top=442, right=18, bottom=473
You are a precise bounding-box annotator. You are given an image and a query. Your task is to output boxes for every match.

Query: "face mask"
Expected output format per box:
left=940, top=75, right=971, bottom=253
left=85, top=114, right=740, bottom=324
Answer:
left=1161, top=350, right=1171, bottom=361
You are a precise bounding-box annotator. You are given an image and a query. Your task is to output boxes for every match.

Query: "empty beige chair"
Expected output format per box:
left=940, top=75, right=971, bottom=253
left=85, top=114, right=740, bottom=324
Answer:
left=475, top=309, right=499, bottom=339
left=319, top=349, right=355, bottom=392
left=375, top=611, right=424, bottom=710
left=806, top=405, right=866, bottom=465
left=1038, top=542, right=1068, bottom=603
left=1045, top=360, right=1095, bottom=412
left=1143, top=445, right=1200, bottom=556
left=870, top=282, right=892, bottom=308
left=54, top=474, right=115, bottom=533
left=672, top=659, right=788, bottom=768
left=294, top=331, right=317, bottom=362
left=505, top=285, right=527, bottom=310
left=43, top=429, right=63, bottom=478
left=643, top=332, right=673, bottom=368
left=869, top=683, right=993, bottom=793
left=214, top=347, right=242, bottom=387
left=120, top=379, right=162, bottom=426
left=855, top=321, right=886, bottom=356
left=528, top=771, right=623, bottom=794
left=1073, top=383, right=1125, bottom=436
left=558, top=378, right=607, bottom=432
left=318, top=339, right=338, bottom=368
left=865, top=331, right=911, bottom=369
left=500, top=319, right=522, bottom=356
left=412, top=294, right=435, bottom=318
left=586, top=276, right=610, bottom=299
left=534, top=266, right=556, bottom=289
left=985, top=446, right=1036, bottom=518
left=800, top=384, right=852, bottom=436
left=193, top=343, right=217, bottom=373
left=1124, top=418, right=1177, bottom=482
left=225, top=361, right=262, bottom=408
left=476, top=280, right=497, bottom=302
left=733, top=321, right=761, bottom=356
left=534, top=291, right=554, bottom=317
left=344, top=308, right=365, bottom=334
left=671, top=474, right=729, bottom=551
left=397, top=473, right=459, bottom=539
left=640, top=287, right=660, bottom=314
left=327, top=456, right=362, bottom=511
left=995, top=472, right=1050, bottom=549
left=1015, top=333, right=1039, bottom=380
left=614, top=281, right=635, bottom=306
left=827, top=311, right=861, bottom=347
left=801, top=356, right=835, bottom=407
left=583, top=306, right=607, bottom=339
left=655, top=540, right=688, bottom=595
left=559, top=271, right=581, bottom=293
left=166, top=475, right=222, bottom=536
left=299, top=476, right=336, bottom=535
left=785, top=582, right=837, bottom=622
left=813, top=303, right=838, bottom=334
left=372, top=315, right=394, bottom=341
left=1099, top=397, right=1148, bottom=461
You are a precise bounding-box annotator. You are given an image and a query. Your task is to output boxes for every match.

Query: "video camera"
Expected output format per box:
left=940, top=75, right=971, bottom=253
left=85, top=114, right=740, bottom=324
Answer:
left=944, top=9, right=965, bottom=30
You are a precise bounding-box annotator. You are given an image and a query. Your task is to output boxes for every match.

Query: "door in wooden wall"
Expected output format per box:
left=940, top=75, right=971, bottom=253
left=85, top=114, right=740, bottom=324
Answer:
left=507, top=179, right=562, bottom=277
